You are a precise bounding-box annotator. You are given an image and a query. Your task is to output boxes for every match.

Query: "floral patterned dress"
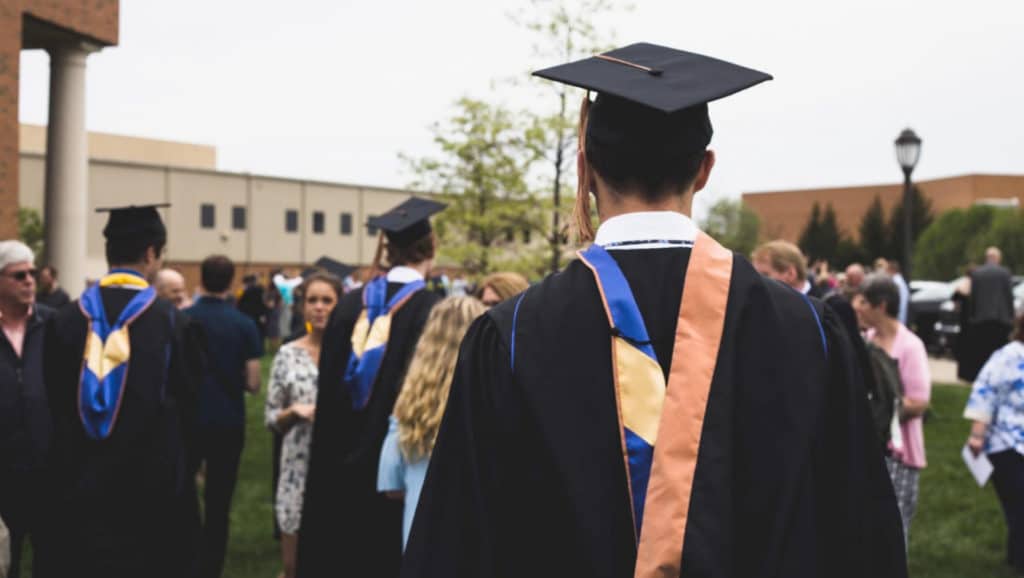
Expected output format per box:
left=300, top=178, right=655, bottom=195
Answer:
left=265, top=342, right=319, bottom=534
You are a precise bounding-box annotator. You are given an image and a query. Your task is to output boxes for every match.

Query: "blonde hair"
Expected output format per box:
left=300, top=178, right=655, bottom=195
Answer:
left=477, top=271, right=529, bottom=302
left=751, top=240, right=807, bottom=282
left=393, top=296, right=487, bottom=461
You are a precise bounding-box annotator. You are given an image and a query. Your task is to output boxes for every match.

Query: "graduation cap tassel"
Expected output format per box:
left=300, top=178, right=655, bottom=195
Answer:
left=574, top=93, right=596, bottom=244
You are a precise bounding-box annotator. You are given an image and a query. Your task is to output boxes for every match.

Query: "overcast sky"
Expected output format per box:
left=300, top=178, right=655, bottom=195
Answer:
left=18, top=0, right=1024, bottom=219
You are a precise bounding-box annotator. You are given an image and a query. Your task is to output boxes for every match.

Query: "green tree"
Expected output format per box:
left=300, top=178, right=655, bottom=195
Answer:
left=886, top=185, right=934, bottom=263
left=835, top=237, right=867, bottom=269
left=18, top=207, right=44, bottom=261
left=973, top=208, right=1024, bottom=274
left=913, top=205, right=998, bottom=280
left=404, top=98, right=545, bottom=277
left=858, top=195, right=888, bottom=262
left=515, top=0, right=625, bottom=272
left=818, top=204, right=841, bottom=263
left=798, top=203, right=822, bottom=261
left=700, top=198, right=760, bottom=255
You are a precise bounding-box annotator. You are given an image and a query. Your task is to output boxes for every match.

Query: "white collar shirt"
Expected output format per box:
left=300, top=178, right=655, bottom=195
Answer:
left=387, top=266, right=425, bottom=283
left=592, top=211, right=699, bottom=251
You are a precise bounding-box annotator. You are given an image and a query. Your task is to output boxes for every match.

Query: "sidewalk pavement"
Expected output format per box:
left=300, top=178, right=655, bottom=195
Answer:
left=929, top=356, right=963, bottom=386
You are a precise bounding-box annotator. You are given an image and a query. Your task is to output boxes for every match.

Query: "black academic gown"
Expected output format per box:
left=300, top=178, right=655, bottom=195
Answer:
left=297, top=282, right=440, bottom=578
left=402, top=248, right=907, bottom=578
left=41, top=290, right=202, bottom=578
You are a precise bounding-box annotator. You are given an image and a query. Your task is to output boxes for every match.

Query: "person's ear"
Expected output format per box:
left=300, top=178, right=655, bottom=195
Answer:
left=691, top=150, right=716, bottom=193
left=784, top=266, right=799, bottom=286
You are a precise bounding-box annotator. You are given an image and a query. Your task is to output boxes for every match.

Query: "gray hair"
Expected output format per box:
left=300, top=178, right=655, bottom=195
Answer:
left=860, top=273, right=901, bottom=319
left=0, top=240, right=35, bottom=272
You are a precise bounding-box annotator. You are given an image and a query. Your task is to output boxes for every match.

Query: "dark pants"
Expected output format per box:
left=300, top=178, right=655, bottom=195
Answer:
left=991, top=450, right=1024, bottom=572
left=0, top=473, right=50, bottom=578
left=958, top=320, right=1011, bottom=382
left=194, top=426, right=245, bottom=578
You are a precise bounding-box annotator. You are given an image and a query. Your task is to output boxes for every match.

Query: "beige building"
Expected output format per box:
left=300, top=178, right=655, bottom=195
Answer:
left=18, top=124, right=418, bottom=291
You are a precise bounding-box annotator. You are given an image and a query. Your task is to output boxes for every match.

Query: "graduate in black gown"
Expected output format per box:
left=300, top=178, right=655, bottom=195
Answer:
left=42, top=205, right=201, bottom=578
left=402, top=44, right=907, bottom=578
left=297, top=198, right=444, bottom=578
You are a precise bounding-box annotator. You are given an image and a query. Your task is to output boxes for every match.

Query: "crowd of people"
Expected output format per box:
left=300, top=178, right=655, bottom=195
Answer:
left=2, top=41, right=1023, bottom=578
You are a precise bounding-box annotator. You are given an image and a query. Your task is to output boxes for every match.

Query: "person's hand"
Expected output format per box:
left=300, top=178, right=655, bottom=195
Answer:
left=291, top=404, right=316, bottom=422
left=968, top=433, right=985, bottom=457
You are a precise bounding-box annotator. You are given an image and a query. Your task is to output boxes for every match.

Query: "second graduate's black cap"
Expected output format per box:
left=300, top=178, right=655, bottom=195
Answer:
left=533, top=42, right=772, bottom=153
left=312, top=256, right=355, bottom=280
left=367, top=197, right=446, bottom=247
left=96, top=203, right=169, bottom=242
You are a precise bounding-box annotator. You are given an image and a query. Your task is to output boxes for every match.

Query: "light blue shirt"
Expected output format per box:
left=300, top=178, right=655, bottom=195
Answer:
left=964, top=341, right=1024, bottom=455
left=377, top=416, right=430, bottom=549
left=894, top=273, right=910, bottom=325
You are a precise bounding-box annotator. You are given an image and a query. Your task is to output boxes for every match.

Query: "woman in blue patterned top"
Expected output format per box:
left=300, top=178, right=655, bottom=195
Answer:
left=964, top=313, right=1024, bottom=573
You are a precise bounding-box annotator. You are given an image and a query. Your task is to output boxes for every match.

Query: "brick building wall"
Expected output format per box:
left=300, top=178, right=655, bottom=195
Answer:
left=742, top=174, right=1024, bottom=243
left=0, top=0, right=119, bottom=238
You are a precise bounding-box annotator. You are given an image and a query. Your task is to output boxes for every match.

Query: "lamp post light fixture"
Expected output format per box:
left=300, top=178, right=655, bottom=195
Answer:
left=894, top=128, right=922, bottom=282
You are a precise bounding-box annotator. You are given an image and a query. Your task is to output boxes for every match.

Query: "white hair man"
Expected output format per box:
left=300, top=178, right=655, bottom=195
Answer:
left=0, top=240, right=54, bottom=577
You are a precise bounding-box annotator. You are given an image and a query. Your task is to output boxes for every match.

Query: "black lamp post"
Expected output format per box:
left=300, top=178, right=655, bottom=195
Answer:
left=894, top=128, right=922, bottom=282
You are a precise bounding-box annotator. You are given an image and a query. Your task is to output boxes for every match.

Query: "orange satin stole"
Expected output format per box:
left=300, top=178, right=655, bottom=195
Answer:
left=633, top=231, right=733, bottom=578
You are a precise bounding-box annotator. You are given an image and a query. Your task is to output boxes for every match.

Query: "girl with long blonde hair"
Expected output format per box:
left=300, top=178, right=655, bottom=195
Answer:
left=377, top=296, right=487, bottom=548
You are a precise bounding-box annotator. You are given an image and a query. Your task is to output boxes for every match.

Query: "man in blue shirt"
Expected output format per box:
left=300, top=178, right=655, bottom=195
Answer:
left=185, top=255, right=263, bottom=578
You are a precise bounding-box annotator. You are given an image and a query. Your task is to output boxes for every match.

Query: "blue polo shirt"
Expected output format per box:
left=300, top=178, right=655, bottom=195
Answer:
left=185, top=296, right=263, bottom=428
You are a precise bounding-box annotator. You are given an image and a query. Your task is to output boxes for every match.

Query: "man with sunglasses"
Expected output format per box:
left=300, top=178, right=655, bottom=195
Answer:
left=0, top=240, right=53, bottom=578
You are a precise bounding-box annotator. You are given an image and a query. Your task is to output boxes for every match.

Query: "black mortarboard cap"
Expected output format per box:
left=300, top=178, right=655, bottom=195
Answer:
left=96, top=203, right=169, bottom=242
left=312, top=256, right=355, bottom=280
left=533, top=42, right=771, bottom=114
left=533, top=43, right=772, bottom=154
left=367, top=197, right=446, bottom=247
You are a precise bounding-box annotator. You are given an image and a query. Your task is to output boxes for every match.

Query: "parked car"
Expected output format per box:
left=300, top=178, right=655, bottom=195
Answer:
left=935, top=277, right=1024, bottom=356
left=908, top=279, right=958, bottom=353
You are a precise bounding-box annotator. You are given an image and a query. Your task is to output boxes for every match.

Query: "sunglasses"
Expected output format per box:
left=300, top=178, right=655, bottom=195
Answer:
left=2, top=269, right=38, bottom=282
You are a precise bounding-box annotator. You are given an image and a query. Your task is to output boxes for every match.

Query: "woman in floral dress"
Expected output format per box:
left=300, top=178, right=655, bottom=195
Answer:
left=265, top=272, right=341, bottom=578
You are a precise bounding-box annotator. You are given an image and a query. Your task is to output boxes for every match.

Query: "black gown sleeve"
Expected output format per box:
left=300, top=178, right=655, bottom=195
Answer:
left=295, top=306, right=357, bottom=577
left=400, top=313, right=510, bottom=578
left=816, top=306, right=908, bottom=578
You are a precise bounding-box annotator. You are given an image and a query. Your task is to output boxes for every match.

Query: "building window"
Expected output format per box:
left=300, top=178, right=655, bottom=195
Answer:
left=367, top=215, right=379, bottom=236
left=312, top=211, right=325, bottom=234
left=505, top=228, right=515, bottom=243
left=340, top=212, right=353, bottom=235
left=522, top=228, right=532, bottom=244
left=200, top=204, right=215, bottom=229
left=285, top=209, right=299, bottom=233
left=232, top=206, right=246, bottom=230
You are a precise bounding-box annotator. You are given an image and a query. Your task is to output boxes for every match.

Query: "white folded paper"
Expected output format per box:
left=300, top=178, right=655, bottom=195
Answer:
left=961, top=445, right=994, bottom=488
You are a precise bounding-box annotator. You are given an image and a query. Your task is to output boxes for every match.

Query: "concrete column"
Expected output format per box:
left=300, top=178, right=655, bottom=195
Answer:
left=44, top=43, right=96, bottom=296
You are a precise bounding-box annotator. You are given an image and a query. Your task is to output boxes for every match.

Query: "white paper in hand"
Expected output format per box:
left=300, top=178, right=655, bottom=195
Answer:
left=961, top=445, right=994, bottom=487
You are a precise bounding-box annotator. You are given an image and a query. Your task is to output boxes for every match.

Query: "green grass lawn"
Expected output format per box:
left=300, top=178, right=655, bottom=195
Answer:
left=16, top=371, right=1016, bottom=577
left=219, top=380, right=1016, bottom=577
left=221, top=355, right=279, bottom=578
left=908, top=384, right=1015, bottom=578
